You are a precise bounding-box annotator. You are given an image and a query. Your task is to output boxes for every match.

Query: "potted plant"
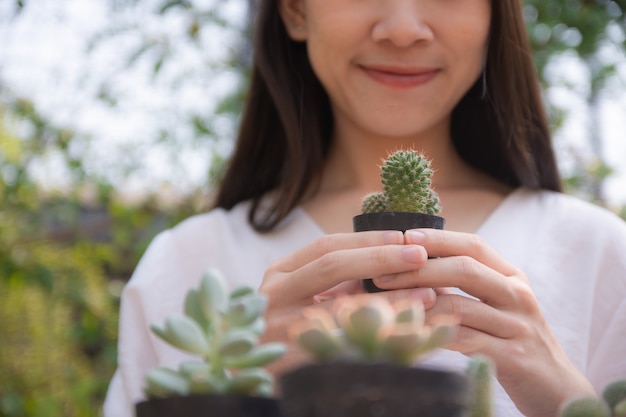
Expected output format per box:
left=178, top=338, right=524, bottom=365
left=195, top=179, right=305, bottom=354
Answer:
left=279, top=294, right=483, bottom=417
left=353, top=149, right=445, bottom=292
left=135, top=268, right=286, bottom=417
left=559, top=378, right=626, bottom=417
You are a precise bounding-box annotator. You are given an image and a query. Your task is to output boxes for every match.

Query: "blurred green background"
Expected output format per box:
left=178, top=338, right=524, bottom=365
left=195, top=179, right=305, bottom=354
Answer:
left=1, top=0, right=626, bottom=416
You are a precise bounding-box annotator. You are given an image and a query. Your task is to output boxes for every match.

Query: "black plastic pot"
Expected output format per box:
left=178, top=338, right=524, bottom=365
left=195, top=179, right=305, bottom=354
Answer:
left=135, top=393, right=283, bottom=417
left=353, top=211, right=445, bottom=292
left=280, top=362, right=469, bottom=417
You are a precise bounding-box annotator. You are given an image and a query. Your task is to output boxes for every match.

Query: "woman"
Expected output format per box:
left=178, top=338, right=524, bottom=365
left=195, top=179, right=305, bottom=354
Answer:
left=103, top=0, right=626, bottom=416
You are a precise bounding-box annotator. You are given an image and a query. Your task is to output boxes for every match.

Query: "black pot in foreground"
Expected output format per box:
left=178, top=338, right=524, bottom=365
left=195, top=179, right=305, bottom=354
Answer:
left=280, top=362, right=469, bottom=417
left=135, top=393, right=283, bottom=417
left=353, top=211, right=445, bottom=293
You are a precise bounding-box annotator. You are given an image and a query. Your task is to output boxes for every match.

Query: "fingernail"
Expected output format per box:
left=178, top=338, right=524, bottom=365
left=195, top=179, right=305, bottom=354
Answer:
left=406, top=230, right=426, bottom=244
left=411, top=287, right=436, bottom=305
left=402, top=246, right=426, bottom=263
left=383, top=231, right=402, bottom=245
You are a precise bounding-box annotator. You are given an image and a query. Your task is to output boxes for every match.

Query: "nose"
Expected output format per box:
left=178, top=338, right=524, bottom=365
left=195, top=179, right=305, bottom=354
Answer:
left=371, top=1, right=434, bottom=47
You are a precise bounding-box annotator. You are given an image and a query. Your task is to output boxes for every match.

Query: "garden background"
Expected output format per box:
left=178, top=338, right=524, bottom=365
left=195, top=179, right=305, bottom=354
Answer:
left=1, top=0, right=626, bottom=416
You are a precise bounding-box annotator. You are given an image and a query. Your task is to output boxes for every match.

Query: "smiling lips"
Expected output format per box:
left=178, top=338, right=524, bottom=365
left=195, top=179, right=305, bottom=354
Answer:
left=361, top=65, right=439, bottom=89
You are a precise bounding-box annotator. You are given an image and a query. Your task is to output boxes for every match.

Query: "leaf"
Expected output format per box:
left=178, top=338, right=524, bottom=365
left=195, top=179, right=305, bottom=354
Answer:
left=218, top=329, right=258, bottom=358
left=223, top=343, right=286, bottom=369
left=153, top=314, right=209, bottom=355
left=198, top=268, right=228, bottom=318
left=225, top=368, right=274, bottom=395
left=225, top=294, right=267, bottom=327
left=184, top=288, right=210, bottom=329
left=144, top=367, right=190, bottom=397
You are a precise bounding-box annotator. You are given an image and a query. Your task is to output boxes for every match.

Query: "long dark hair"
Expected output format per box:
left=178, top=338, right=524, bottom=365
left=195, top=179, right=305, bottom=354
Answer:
left=215, top=0, right=561, bottom=232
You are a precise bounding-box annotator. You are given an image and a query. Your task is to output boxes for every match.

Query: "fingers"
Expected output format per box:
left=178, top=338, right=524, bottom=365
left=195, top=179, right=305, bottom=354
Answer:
left=426, top=294, right=522, bottom=340
left=272, top=243, right=428, bottom=305
left=373, top=256, right=521, bottom=308
left=372, top=228, right=526, bottom=309
left=278, top=231, right=403, bottom=272
left=405, top=228, right=520, bottom=277
left=262, top=231, right=429, bottom=307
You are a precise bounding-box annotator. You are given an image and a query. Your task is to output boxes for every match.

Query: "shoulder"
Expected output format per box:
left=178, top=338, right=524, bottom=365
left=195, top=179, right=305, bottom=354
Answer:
left=512, top=188, right=626, bottom=236
left=122, top=200, right=322, bottom=298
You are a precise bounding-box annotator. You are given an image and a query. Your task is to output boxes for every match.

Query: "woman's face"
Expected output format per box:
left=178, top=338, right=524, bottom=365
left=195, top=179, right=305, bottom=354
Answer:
left=281, top=0, right=491, bottom=141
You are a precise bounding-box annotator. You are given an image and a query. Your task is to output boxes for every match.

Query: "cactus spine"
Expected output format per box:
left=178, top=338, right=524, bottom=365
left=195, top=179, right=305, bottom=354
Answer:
left=361, top=150, right=441, bottom=215
left=144, top=268, right=286, bottom=398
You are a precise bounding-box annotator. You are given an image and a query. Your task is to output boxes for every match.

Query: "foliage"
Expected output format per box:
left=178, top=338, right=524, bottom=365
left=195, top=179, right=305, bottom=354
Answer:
left=0, top=96, right=200, bottom=417
left=145, top=268, right=285, bottom=398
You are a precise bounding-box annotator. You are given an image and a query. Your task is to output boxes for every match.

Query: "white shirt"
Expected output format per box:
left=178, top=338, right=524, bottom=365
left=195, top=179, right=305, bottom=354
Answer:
left=103, top=188, right=626, bottom=417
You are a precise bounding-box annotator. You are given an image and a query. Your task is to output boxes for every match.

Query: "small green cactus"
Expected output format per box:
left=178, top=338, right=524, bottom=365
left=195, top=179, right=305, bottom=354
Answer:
left=361, top=150, right=441, bottom=215
left=289, top=294, right=458, bottom=366
left=144, top=268, right=286, bottom=398
left=559, top=378, right=626, bottom=417
left=466, top=356, right=494, bottom=417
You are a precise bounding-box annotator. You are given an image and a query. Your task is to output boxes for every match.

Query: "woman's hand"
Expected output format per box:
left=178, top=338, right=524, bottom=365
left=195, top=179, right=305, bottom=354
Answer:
left=372, top=228, right=596, bottom=417
left=258, top=230, right=437, bottom=377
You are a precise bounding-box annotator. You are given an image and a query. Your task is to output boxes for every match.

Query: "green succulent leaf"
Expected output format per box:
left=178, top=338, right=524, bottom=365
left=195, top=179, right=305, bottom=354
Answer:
left=225, top=368, right=274, bottom=395
left=223, top=343, right=286, bottom=369
left=394, top=300, right=425, bottom=326
left=218, top=329, right=259, bottom=358
left=153, top=314, right=210, bottom=355
left=421, top=321, right=457, bottom=353
left=188, top=377, right=223, bottom=394
left=178, top=361, right=225, bottom=394
left=184, top=288, right=211, bottom=329
left=199, top=268, right=229, bottom=318
left=145, top=367, right=191, bottom=397
left=225, top=294, right=268, bottom=328
left=179, top=360, right=211, bottom=380
left=341, top=304, right=389, bottom=356
left=381, top=330, right=429, bottom=365
left=244, top=317, right=267, bottom=336
left=295, top=326, right=344, bottom=361
left=229, top=286, right=255, bottom=299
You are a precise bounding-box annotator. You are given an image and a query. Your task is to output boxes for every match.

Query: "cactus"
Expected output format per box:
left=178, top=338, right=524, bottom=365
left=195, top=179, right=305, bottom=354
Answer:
left=144, top=268, right=286, bottom=398
left=361, top=150, right=441, bottom=215
left=466, top=356, right=494, bottom=417
left=559, top=378, right=626, bottom=417
left=289, top=294, right=458, bottom=366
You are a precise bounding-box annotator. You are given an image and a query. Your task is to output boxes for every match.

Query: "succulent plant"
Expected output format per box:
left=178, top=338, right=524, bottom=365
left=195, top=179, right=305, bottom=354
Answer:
left=144, top=268, right=286, bottom=398
left=361, top=150, right=441, bottom=215
left=289, top=294, right=458, bottom=366
left=559, top=379, right=626, bottom=417
left=466, top=356, right=494, bottom=417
